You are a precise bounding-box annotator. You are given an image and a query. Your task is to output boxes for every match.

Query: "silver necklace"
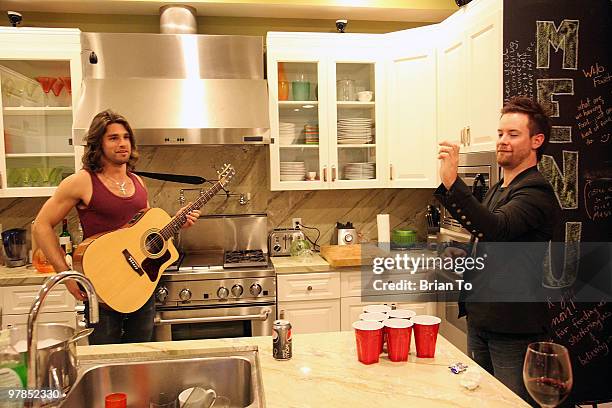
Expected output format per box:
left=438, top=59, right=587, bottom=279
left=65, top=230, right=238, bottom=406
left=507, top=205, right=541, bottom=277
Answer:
left=103, top=173, right=128, bottom=195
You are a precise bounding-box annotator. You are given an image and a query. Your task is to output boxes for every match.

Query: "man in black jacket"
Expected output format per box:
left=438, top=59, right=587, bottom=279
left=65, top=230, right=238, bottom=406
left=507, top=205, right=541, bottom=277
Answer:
left=434, top=96, right=560, bottom=403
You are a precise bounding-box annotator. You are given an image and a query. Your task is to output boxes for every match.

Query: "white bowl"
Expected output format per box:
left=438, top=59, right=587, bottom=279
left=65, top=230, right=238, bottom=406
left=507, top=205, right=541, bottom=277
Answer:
left=357, top=91, right=373, bottom=102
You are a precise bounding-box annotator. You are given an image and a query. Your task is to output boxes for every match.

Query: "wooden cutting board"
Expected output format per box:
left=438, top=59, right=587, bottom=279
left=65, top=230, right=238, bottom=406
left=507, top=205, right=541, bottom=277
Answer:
left=320, top=244, right=385, bottom=267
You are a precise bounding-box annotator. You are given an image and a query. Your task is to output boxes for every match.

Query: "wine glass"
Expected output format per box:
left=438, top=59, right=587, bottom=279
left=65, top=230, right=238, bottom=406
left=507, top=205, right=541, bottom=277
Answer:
left=523, top=342, right=573, bottom=407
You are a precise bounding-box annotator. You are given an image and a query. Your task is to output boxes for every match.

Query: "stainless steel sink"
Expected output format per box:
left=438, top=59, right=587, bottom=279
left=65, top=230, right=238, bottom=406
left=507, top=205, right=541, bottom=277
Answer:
left=59, top=347, right=264, bottom=407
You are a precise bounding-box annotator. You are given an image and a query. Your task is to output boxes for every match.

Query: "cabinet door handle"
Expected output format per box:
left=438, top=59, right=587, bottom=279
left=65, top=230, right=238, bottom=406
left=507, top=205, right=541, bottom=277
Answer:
left=331, top=165, right=337, bottom=181
left=323, top=166, right=328, bottom=182
left=307, top=285, right=313, bottom=291
left=390, top=164, right=394, bottom=181
left=466, top=126, right=471, bottom=146
left=460, top=127, right=465, bottom=146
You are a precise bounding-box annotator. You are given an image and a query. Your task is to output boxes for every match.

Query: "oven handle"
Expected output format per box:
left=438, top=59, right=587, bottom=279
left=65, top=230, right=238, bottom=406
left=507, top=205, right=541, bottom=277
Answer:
left=154, top=308, right=273, bottom=326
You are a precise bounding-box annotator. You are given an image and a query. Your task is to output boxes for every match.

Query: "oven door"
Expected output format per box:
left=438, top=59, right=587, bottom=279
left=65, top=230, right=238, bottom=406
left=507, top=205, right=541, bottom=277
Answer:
left=153, top=303, right=276, bottom=341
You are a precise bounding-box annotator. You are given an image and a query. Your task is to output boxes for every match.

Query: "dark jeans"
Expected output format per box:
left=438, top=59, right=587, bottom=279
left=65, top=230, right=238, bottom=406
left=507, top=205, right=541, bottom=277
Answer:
left=84, top=295, right=155, bottom=345
left=467, top=321, right=547, bottom=406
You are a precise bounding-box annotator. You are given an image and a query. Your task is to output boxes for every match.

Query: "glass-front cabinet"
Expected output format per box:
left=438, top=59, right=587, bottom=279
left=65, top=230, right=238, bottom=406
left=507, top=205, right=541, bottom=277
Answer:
left=267, top=33, right=385, bottom=190
left=330, top=61, right=383, bottom=187
left=0, top=28, right=82, bottom=197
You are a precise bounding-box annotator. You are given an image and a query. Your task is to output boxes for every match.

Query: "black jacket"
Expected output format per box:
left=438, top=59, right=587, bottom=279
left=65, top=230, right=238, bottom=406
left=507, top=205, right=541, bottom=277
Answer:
left=434, top=166, right=560, bottom=334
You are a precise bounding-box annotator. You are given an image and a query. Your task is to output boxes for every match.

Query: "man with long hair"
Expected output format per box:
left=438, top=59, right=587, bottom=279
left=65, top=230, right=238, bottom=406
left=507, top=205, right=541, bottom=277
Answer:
left=33, top=110, right=199, bottom=344
left=435, top=96, right=560, bottom=402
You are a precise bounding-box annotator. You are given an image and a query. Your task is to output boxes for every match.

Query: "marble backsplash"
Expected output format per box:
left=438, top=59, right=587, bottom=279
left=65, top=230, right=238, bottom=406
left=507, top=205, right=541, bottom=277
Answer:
left=0, top=145, right=437, bottom=245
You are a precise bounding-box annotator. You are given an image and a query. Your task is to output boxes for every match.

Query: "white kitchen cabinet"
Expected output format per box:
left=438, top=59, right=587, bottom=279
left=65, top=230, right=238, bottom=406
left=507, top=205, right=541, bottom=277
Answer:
left=437, top=0, right=502, bottom=153
left=0, top=284, right=77, bottom=329
left=277, top=272, right=340, bottom=302
left=0, top=27, right=83, bottom=198
left=1, top=311, right=76, bottom=330
left=339, top=271, right=436, bottom=330
left=386, top=25, right=439, bottom=188
left=267, top=33, right=386, bottom=190
left=464, top=1, right=503, bottom=152
left=278, top=299, right=340, bottom=334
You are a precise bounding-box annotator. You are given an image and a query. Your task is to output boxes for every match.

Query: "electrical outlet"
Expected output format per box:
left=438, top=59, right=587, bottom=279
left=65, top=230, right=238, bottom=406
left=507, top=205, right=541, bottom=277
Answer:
left=292, top=218, right=302, bottom=229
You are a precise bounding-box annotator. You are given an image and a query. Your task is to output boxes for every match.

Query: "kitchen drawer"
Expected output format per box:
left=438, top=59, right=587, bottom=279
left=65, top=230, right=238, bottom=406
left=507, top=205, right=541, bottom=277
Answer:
left=340, top=270, right=433, bottom=297
left=277, top=272, right=340, bottom=302
left=1, top=311, right=77, bottom=330
left=1, top=285, right=76, bottom=314
left=278, top=299, right=340, bottom=334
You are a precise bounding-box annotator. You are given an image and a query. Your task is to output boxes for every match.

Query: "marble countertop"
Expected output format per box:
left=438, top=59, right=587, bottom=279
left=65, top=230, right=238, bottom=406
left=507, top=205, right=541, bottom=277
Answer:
left=77, top=331, right=528, bottom=407
left=271, top=253, right=333, bottom=274
left=0, top=264, right=54, bottom=286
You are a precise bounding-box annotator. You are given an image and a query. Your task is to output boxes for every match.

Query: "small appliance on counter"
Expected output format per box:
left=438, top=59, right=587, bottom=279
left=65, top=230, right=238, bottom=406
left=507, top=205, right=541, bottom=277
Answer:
left=2, top=228, right=28, bottom=267
left=330, top=222, right=357, bottom=246
left=391, top=228, right=417, bottom=249
left=268, top=228, right=305, bottom=256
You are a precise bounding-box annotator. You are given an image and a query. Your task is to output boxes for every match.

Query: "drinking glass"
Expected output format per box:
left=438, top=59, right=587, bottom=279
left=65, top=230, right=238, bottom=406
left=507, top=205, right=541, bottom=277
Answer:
left=523, top=342, right=573, bottom=408
left=337, top=79, right=355, bottom=101
left=149, top=392, right=177, bottom=408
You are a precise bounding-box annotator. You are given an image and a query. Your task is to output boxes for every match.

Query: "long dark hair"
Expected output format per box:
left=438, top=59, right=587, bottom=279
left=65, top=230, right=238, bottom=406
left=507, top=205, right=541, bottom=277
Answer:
left=81, top=110, right=139, bottom=172
left=500, top=97, right=551, bottom=161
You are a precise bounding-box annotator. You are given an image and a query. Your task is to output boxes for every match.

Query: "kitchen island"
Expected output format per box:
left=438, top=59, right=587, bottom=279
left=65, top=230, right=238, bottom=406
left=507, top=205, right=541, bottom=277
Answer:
left=0, top=264, right=53, bottom=286
left=77, top=331, right=528, bottom=407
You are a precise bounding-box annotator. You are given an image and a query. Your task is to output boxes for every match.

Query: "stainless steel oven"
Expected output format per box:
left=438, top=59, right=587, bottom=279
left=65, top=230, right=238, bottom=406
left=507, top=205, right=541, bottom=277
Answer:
left=154, top=304, right=276, bottom=341
left=153, top=214, right=277, bottom=341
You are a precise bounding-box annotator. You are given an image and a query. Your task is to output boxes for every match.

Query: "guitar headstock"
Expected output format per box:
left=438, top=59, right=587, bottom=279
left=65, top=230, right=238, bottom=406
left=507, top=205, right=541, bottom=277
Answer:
left=216, top=164, right=235, bottom=188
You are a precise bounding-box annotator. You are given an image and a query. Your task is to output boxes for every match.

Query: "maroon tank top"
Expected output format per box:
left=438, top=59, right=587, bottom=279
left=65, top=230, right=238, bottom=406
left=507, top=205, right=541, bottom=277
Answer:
left=77, top=171, right=148, bottom=239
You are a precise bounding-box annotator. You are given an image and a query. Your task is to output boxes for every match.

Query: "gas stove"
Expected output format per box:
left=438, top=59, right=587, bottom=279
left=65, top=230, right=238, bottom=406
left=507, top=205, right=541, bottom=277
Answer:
left=156, top=213, right=275, bottom=308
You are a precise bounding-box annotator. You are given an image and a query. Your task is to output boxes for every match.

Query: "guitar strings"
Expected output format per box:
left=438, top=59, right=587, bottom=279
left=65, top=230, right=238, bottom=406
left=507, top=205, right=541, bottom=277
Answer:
left=144, top=173, right=232, bottom=252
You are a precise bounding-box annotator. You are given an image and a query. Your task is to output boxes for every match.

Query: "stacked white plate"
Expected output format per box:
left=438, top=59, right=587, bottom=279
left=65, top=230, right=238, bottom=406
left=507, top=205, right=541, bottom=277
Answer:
left=279, top=122, right=297, bottom=145
left=337, top=118, right=374, bottom=144
left=344, top=162, right=375, bottom=180
left=280, top=161, right=306, bottom=181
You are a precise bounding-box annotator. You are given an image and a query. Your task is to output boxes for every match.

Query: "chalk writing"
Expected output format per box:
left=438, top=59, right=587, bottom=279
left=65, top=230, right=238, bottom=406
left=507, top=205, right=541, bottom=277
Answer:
left=539, top=152, right=578, bottom=209
left=550, top=298, right=612, bottom=367
left=503, top=40, right=535, bottom=101
left=542, top=222, right=581, bottom=288
left=584, top=178, right=612, bottom=221
left=575, top=95, right=612, bottom=145
left=536, top=19, right=579, bottom=69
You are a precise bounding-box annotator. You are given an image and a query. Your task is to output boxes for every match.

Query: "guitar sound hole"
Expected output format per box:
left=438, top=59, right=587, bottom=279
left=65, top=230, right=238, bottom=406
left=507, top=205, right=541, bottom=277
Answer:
left=145, top=233, right=164, bottom=255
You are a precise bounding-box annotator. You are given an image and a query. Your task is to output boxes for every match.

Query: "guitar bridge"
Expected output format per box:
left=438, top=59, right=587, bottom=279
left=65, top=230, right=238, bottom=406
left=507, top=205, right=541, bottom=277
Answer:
left=122, top=249, right=145, bottom=276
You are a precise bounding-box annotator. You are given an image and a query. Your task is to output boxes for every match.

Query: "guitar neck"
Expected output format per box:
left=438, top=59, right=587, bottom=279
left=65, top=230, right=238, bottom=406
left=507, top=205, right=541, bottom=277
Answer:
left=160, top=181, right=225, bottom=239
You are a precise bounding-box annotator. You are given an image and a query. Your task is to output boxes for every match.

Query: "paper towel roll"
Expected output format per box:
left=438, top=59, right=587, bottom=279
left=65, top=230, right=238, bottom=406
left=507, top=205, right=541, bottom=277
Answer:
left=377, top=214, right=390, bottom=245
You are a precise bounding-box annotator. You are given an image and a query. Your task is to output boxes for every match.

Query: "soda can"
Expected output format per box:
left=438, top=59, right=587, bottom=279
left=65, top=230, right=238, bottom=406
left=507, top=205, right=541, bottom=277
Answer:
left=272, top=319, right=292, bottom=360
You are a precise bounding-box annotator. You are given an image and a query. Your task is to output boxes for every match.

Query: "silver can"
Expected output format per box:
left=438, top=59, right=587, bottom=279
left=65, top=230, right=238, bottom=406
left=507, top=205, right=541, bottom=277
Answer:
left=272, top=319, right=292, bottom=360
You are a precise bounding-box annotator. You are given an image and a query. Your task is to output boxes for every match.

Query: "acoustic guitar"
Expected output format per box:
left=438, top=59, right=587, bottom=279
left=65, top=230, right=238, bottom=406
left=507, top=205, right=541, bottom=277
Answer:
left=73, top=164, right=235, bottom=313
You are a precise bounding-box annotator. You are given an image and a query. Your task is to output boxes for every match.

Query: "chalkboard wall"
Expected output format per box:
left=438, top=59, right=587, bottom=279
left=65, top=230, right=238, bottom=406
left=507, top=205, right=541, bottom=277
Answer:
left=503, top=0, right=611, bottom=403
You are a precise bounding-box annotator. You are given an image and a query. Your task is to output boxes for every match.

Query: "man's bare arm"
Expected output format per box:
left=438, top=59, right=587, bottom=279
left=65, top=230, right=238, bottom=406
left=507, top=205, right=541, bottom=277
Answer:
left=33, top=171, right=88, bottom=300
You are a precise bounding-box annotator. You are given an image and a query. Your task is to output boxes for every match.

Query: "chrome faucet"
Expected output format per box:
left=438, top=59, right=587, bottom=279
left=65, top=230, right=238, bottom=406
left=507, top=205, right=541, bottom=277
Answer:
left=26, top=271, right=99, bottom=392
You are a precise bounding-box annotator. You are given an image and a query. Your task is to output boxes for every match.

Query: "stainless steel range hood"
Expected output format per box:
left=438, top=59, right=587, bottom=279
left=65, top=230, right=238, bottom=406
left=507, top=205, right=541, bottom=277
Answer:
left=73, top=31, right=270, bottom=145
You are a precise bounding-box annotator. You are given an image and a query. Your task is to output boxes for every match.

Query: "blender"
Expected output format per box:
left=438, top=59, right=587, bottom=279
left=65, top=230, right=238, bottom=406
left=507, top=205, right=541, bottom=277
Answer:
left=2, top=228, right=28, bottom=267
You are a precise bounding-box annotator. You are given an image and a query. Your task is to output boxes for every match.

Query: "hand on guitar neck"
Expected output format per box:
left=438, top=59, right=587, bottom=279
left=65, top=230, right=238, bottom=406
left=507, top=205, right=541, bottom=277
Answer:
left=176, top=203, right=200, bottom=229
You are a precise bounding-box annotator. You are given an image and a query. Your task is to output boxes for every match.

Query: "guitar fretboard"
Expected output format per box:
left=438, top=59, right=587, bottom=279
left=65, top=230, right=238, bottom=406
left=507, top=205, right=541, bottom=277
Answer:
left=160, top=180, right=225, bottom=239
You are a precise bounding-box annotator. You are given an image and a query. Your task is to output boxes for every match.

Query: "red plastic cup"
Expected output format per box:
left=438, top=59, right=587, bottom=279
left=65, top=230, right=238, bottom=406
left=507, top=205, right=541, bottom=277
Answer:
left=352, top=320, right=383, bottom=364
left=362, top=304, right=391, bottom=314
left=105, top=393, right=127, bottom=408
left=384, top=318, right=413, bottom=362
left=412, top=315, right=441, bottom=358
left=387, top=309, right=416, bottom=319
left=359, top=312, right=387, bottom=353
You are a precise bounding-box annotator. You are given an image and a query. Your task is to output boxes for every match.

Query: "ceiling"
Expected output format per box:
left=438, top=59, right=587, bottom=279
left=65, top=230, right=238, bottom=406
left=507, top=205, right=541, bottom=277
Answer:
left=1, top=0, right=459, bottom=22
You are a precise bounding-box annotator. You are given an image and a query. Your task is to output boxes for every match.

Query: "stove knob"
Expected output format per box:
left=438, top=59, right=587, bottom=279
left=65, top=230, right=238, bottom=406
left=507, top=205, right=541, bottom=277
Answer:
left=179, top=288, right=192, bottom=302
left=231, top=284, right=244, bottom=297
left=156, top=286, right=169, bottom=303
left=250, top=283, right=262, bottom=297
left=217, top=287, right=229, bottom=299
